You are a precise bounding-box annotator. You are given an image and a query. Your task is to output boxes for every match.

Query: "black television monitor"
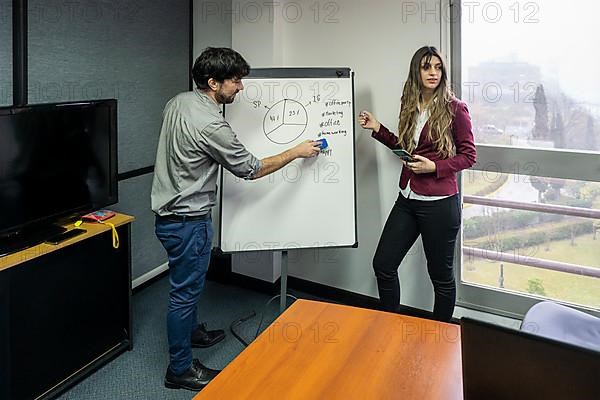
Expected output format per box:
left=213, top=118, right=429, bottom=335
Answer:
left=0, top=100, right=118, bottom=255
left=461, top=317, right=600, bottom=400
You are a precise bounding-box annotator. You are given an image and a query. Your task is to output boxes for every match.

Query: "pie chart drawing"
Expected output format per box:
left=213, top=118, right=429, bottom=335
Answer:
left=263, top=99, right=308, bottom=144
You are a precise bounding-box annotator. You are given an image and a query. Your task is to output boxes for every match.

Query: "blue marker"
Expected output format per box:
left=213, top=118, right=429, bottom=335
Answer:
left=317, top=138, right=328, bottom=150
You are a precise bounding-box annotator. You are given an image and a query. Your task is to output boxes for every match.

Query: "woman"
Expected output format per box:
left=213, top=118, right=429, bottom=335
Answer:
left=358, top=46, right=476, bottom=322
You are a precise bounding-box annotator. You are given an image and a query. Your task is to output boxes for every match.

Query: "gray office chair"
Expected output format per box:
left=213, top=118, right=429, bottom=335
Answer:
left=521, top=300, right=600, bottom=352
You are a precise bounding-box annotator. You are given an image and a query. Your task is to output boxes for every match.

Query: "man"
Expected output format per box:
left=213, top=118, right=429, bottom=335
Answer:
left=151, top=47, right=320, bottom=391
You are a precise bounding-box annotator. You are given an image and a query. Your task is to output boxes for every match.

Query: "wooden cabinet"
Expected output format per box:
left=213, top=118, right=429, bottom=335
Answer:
left=0, top=214, right=134, bottom=400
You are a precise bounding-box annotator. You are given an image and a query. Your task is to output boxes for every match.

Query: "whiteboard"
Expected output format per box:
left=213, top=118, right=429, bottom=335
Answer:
left=219, top=68, right=357, bottom=252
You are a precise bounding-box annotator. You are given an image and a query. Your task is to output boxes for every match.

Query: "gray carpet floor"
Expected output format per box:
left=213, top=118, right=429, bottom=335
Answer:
left=57, top=277, right=290, bottom=400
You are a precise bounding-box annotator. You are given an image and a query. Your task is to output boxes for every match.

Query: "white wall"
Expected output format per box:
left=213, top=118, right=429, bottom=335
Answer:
left=196, top=0, right=449, bottom=311
left=194, top=0, right=233, bottom=59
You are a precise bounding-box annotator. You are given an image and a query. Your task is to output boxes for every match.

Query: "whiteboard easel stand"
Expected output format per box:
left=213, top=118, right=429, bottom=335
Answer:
left=229, top=249, right=298, bottom=347
left=277, top=250, right=296, bottom=313
left=279, top=250, right=288, bottom=312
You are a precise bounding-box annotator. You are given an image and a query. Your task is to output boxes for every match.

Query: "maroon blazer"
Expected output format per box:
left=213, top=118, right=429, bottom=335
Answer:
left=371, top=98, right=476, bottom=196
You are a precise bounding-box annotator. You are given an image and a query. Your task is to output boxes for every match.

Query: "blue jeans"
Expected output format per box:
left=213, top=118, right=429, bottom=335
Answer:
left=155, top=216, right=213, bottom=375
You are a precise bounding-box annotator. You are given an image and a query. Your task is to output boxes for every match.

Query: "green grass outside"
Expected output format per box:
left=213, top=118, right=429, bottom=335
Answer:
left=533, top=233, right=600, bottom=268
left=462, top=233, right=600, bottom=308
left=463, top=175, right=492, bottom=195
left=462, top=173, right=509, bottom=208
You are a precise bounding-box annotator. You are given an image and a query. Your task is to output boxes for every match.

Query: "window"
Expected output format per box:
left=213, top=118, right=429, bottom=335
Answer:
left=453, top=0, right=600, bottom=316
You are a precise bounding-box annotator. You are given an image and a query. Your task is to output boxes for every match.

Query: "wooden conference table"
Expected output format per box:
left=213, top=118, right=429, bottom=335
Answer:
left=194, top=299, right=462, bottom=400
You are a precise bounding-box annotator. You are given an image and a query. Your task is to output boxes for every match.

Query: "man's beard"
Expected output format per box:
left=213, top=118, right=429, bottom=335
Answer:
left=216, top=90, right=237, bottom=104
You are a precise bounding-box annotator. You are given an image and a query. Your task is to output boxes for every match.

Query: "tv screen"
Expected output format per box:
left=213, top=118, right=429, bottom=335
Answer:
left=0, top=100, right=118, bottom=237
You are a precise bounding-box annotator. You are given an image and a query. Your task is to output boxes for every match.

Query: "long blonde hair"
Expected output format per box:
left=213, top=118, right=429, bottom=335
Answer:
left=397, top=46, right=455, bottom=158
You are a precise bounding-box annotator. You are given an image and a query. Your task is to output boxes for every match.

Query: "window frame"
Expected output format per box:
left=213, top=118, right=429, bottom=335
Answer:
left=450, top=0, right=600, bottom=318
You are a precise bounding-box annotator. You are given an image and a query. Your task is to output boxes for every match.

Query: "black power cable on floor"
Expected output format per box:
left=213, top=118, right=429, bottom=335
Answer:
left=229, top=293, right=298, bottom=347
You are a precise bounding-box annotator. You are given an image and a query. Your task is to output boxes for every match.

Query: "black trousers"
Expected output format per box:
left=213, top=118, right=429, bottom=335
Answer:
left=373, top=192, right=461, bottom=322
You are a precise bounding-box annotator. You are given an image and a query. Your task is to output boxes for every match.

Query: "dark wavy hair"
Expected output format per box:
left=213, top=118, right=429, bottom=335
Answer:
left=192, top=47, right=250, bottom=90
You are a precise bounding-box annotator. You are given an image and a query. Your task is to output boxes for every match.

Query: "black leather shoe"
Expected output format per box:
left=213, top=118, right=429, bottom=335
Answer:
left=191, top=323, right=225, bottom=348
left=164, top=359, right=220, bottom=391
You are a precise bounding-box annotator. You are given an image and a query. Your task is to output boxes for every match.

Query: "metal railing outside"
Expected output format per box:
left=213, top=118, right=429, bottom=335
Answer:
left=462, top=195, right=600, bottom=277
